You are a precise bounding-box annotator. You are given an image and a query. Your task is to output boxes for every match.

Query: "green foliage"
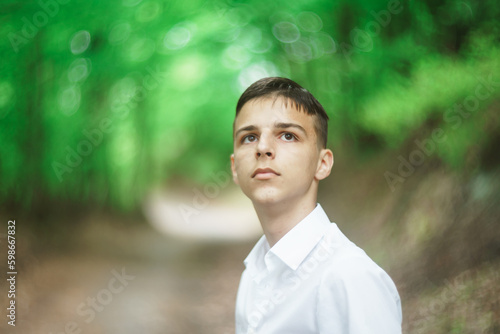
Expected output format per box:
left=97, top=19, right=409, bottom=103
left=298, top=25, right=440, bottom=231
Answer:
left=1, top=0, right=499, bottom=211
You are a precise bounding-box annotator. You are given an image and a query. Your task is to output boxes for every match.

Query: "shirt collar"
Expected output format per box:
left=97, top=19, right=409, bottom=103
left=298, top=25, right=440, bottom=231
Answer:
left=244, top=204, right=332, bottom=272
left=270, top=203, right=332, bottom=270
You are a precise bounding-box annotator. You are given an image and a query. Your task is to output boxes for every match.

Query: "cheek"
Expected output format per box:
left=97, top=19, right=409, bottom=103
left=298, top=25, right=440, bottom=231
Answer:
left=290, top=149, right=320, bottom=173
left=234, top=147, right=253, bottom=162
left=233, top=152, right=243, bottom=166
left=233, top=152, right=250, bottom=174
left=287, top=144, right=317, bottom=160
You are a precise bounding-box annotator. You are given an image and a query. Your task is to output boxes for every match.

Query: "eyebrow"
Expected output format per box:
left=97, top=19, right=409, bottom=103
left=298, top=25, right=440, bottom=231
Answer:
left=234, top=122, right=307, bottom=138
left=275, top=122, right=307, bottom=136
left=235, top=125, right=258, bottom=138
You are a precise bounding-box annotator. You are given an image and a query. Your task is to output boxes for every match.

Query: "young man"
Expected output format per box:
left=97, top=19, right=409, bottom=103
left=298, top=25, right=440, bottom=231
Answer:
left=231, top=77, right=402, bottom=333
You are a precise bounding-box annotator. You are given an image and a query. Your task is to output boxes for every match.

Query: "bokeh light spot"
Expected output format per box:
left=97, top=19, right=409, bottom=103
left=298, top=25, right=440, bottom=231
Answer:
left=314, top=32, right=337, bottom=54
left=272, top=22, right=300, bottom=43
left=67, top=58, right=91, bottom=83
left=238, top=61, right=279, bottom=91
left=297, top=12, right=323, bottom=32
left=250, top=37, right=272, bottom=54
left=123, top=36, right=156, bottom=62
left=108, top=22, right=131, bottom=45
left=0, top=81, right=14, bottom=119
left=285, top=38, right=312, bottom=63
left=58, top=85, right=81, bottom=116
left=225, top=6, right=252, bottom=27
left=163, top=25, right=191, bottom=50
left=110, top=77, right=137, bottom=105
left=222, top=45, right=251, bottom=70
left=70, top=30, right=91, bottom=54
left=136, top=1, right=161, bottom=22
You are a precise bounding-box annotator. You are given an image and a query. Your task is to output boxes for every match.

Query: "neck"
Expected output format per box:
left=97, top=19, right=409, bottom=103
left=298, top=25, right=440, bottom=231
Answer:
left=253, top=196, right=317, bottom=247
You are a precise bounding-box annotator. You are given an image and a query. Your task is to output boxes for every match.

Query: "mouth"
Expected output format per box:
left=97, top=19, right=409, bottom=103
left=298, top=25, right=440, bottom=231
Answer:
left=252, top=168, right=280, bottom=180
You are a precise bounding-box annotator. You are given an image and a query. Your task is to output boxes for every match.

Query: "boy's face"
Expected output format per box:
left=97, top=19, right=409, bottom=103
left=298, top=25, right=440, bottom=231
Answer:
left=231, top=97, right=333, bottom=207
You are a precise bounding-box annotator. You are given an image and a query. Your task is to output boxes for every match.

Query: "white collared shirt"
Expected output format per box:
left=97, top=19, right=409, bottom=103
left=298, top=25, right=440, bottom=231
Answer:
left=235, top=204, right=402, bottom=334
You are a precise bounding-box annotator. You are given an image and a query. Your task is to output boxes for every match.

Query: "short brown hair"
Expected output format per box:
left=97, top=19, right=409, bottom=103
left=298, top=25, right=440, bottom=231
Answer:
left=235, top=77, right=329, bottom=148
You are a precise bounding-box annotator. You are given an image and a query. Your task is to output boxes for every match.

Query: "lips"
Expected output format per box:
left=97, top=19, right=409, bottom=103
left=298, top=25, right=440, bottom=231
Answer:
left=252, top=167, right=280, bottom=179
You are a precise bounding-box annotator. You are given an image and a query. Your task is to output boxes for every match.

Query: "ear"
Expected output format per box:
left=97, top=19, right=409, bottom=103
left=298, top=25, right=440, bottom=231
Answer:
left=315, top=149, right=334, bottom=181
left=230, top=153, right=239, bottom=185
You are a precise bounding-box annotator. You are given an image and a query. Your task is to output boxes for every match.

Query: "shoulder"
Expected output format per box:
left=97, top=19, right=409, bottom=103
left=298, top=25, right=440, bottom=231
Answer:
left=312, top=224, right=402, bottom=332
left=316, top=225, right=400, bottom=304
left=322, top=250, right=398, bottom=296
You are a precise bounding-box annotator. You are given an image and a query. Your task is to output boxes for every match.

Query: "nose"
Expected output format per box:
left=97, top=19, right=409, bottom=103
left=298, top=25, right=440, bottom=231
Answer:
left=256, top=134, right=274, bottom=159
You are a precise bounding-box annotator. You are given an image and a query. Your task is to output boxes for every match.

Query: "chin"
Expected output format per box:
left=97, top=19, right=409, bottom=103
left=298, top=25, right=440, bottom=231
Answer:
left=247, top=188, right=284, bottom=206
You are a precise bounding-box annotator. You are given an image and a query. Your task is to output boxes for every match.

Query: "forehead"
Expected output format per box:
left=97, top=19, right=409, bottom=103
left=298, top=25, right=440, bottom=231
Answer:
left=234, top=97, right=316, bottom=131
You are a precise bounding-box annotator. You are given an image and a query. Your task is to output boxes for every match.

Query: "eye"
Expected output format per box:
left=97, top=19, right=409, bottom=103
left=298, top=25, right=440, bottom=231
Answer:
left=280, top=132, right=297, bottom=142
left=242, top=134, right=258, bottom=144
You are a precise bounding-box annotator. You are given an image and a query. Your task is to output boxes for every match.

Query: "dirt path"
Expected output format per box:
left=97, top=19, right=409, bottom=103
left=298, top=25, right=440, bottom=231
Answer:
left=0, top=218, right=255, bottom=334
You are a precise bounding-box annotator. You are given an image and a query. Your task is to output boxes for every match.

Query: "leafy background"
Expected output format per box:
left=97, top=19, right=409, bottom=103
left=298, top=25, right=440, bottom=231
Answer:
left=1, top=0, right=499, bottom=333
